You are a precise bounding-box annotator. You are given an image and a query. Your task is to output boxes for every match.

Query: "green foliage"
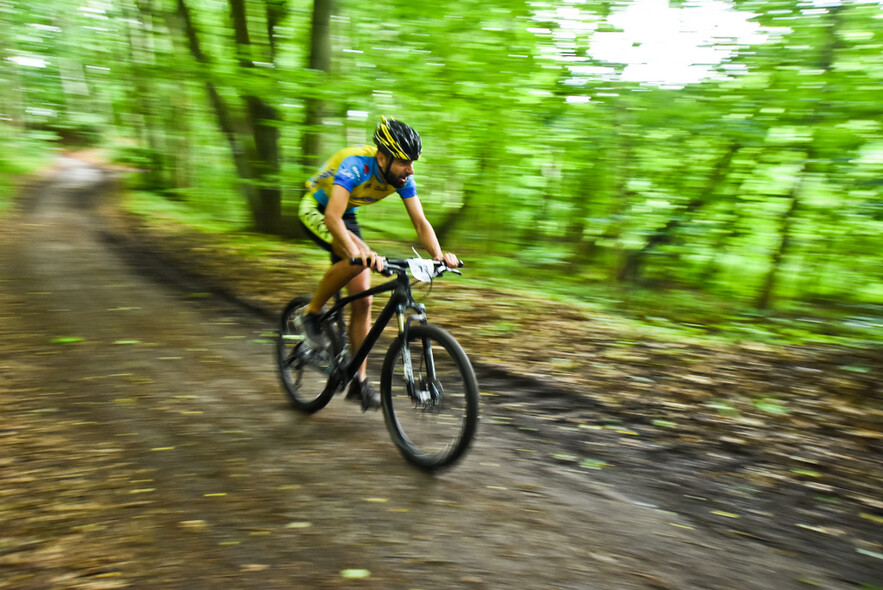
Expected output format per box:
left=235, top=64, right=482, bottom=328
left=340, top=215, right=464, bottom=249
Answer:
left=0, top=128, right=56, bottom=210
left=1, top=0, right=881, bottom=325
left=125, top=190, right=249, bottom=233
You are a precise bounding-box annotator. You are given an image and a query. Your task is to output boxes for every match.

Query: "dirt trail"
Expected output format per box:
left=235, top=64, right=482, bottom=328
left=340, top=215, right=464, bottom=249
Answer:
left=0, top=157, right=876, bottom=589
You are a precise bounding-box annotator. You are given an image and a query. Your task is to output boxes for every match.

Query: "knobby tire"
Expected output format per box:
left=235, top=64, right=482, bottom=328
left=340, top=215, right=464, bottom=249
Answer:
left=380, top=324, right=479, bottom=471
left=276, top=295, right=335, bottom=414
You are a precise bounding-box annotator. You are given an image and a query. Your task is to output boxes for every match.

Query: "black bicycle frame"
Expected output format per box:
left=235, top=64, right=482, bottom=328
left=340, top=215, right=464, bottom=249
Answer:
left=318, top=269, right=427, bottom=394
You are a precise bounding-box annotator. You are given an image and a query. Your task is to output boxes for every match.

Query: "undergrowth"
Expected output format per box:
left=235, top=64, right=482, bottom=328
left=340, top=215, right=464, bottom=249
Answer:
left=123, top=189, right=880, bottom=350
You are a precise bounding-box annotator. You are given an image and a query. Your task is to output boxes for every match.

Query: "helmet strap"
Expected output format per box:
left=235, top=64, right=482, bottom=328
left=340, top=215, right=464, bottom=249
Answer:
left=378, top=151, right=394, bottom=185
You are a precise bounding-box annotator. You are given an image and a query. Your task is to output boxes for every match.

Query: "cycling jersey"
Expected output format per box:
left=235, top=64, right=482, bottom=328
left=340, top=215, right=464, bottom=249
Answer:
left=304, top=145, right=417, bottom=213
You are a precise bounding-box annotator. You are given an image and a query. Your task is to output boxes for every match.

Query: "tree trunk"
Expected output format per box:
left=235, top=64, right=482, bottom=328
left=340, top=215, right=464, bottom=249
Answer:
left=301, top=0, right=332, bottom=171
left=619, top=143, right=738, bottom=282
left=0, top=16, right=24, bottom=130
left=126, top=0, right=167, bottom=190
left=433, top=189, right=471, bottom=244
left=756, top=178, right=802, bottom=310
left=756, top=5, right=842, bottom=309
left=56, top=11, right=91, bottom=133
left=575, top=104, right=635, bottom=276
left=245, top=95, right=282, bottom=233
left=230, top=0, right=282, bottom=233
left=564, top=166, right=598, bottom=270
left=173, top=0, right=283, bottom=233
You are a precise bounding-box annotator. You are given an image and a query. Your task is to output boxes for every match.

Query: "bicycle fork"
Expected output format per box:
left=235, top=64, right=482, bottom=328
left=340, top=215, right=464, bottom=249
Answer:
left=397, top=304, right=439, bottom=406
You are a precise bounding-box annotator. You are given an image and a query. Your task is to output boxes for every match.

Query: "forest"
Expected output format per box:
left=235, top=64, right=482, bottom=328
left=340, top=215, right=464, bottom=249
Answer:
left=1, top=0, right=881, bottom=326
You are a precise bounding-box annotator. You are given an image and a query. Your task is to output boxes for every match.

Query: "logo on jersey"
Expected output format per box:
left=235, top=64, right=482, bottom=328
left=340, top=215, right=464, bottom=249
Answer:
left=336, top=165, right=360, bottom=184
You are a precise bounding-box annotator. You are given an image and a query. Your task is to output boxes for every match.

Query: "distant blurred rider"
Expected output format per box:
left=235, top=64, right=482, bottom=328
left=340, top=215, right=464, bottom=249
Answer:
left=296, top=116, right=459, bottom=410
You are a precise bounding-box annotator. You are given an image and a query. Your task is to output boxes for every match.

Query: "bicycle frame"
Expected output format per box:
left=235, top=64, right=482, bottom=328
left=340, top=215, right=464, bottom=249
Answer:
left=318, top=268, right=430, bottom=397
left=278, top=256, right=475, bottom=470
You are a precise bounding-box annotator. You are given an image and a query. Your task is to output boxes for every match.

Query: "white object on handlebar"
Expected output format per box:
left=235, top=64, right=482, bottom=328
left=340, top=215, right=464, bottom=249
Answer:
left=408, top=258, right=438, bottom=283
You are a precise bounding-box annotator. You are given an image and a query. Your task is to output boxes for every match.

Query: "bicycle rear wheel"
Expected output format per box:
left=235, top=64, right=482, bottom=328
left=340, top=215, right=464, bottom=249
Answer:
left=276, top=296, right=335, bottom=414
left=380, top=324, right=479, bottom=471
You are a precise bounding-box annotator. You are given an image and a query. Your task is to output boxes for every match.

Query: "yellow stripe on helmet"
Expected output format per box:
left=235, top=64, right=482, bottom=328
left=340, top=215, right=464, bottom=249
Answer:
left=378, top=115, right=409, bottom=160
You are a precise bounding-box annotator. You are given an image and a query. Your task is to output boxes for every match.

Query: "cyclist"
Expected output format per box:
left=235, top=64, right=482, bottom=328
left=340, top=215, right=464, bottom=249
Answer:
left=297, top=116, right=459, bottom=410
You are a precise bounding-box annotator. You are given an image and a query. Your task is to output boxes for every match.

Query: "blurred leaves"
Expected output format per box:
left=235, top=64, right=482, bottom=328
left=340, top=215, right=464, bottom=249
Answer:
left=50, top=336, right=86, bottom=345
left=1, top=0, right=881, bottom=314
left=753, top=398, right=789, bottom=415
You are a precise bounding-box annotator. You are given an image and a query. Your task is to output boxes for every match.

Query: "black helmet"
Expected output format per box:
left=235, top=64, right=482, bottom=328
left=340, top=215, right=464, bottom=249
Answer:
left=373, top=116, right=422, bottom=161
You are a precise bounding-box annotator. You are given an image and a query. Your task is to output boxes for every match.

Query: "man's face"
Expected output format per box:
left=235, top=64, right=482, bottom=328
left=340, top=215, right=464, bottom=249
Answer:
left=381, top=153, right=415, bottom=188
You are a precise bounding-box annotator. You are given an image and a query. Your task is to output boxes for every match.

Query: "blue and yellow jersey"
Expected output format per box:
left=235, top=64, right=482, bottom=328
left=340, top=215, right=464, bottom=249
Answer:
left=305, top=145, right=417, bottom=213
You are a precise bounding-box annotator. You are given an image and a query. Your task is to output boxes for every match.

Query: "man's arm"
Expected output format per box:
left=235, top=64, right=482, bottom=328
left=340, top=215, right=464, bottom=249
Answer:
left=403, top=196, right=459, bottom=267
left=324, top=184, right=380, bottom=269
left=323, top=185, right=358, bottom=254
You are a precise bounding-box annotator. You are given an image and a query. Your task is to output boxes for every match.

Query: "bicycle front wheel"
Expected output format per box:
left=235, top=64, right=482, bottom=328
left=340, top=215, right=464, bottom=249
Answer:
left=380, top=324, right=479, bottom=471
left=276, top=296, right=335, bottom=414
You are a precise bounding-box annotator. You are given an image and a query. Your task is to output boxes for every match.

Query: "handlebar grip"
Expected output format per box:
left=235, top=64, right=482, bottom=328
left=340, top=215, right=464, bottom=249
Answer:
left=349, top=257, right=395, bottom=276
left=429, top=260, right=464, bottom=268
left=349, top=256, right=383, bottom=267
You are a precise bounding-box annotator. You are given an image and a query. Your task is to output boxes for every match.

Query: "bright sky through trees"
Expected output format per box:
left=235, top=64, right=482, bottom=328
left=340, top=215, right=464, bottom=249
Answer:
left=592, top=0, right=768, bottom=86
left=535, top=0, right=769, bottom=90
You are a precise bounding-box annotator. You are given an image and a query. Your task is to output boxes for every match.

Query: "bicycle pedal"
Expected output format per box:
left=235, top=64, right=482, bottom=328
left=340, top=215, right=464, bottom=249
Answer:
left=313, top=351, right=332, bottom=367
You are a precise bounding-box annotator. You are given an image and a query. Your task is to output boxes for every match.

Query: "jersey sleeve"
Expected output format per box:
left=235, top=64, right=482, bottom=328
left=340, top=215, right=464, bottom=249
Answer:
left=333, top=156, right=366, bottom=193
left=396, top=176, right=417, bottom=199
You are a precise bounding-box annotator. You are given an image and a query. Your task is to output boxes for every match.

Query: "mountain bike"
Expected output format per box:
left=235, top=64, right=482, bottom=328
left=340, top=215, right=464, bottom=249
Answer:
left=276, top=257, right=479, bottom=471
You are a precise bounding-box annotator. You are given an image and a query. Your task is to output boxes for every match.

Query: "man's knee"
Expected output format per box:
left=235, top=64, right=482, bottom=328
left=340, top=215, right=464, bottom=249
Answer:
left=351, top=295, right=372, bottom=316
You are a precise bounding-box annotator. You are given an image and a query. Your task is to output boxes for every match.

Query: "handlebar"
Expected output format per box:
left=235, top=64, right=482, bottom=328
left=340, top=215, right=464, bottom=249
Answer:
left=348, top=257, right=464, bottom=277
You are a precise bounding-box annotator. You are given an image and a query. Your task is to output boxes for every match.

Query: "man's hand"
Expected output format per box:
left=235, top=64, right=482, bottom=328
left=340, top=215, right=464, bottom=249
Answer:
left=351, top=244, right=385, bottom=272
left=437, top=252, right=460, bottom=268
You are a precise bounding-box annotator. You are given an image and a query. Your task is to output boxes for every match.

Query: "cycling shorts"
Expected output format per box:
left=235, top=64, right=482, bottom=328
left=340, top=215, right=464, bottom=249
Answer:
left=298, top=195, right=362, bottom=263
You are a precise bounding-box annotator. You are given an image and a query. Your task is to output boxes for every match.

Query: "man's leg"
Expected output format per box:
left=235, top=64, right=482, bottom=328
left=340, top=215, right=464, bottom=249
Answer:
left=304, top=230, right=369, bottom=315
left=345, top=268, right=372, bottom=382
left=304, top=260, right=364, bottom=315
left=315, top=231, right=378, bottom=409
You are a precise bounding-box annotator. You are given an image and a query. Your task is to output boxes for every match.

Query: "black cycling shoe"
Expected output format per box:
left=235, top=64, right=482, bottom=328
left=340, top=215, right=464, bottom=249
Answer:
left=346, top=378, right=381, bottom=411
left=294, top=309, right=327, bottom=349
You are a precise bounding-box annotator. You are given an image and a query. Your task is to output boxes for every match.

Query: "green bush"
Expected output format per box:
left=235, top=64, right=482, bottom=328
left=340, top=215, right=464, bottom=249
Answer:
left=0, top=128, right=56, bottom=211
